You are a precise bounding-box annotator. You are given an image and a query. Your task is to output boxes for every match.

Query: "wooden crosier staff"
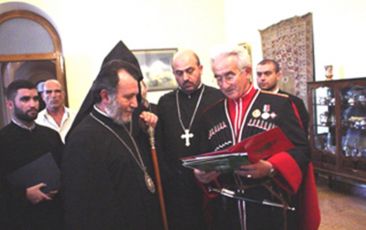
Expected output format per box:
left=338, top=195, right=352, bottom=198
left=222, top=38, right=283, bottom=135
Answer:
left=148, top=126, right=169, bottom=230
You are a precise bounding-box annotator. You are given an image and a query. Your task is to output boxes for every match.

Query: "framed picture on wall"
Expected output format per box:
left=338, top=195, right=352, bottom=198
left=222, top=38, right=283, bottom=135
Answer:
left=132, top=48, right=177, bottom=91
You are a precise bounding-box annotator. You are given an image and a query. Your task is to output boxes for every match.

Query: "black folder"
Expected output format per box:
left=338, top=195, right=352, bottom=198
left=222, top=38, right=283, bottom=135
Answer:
left=6, top=152, right=61, bottom=193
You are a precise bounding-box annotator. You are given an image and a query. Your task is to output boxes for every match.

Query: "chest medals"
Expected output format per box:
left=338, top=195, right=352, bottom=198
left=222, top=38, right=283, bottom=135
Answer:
left=176, top=85, right=205, bottom=147
left=91, top=114, right=156, bottom=194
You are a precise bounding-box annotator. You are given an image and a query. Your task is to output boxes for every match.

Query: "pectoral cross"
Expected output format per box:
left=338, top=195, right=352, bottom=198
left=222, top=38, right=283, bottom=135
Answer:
left=181, top=129, right=194, bottom=147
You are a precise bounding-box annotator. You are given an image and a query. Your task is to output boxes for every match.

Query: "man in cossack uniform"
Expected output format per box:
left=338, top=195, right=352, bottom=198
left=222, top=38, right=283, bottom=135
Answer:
left=194, top=45, right=320, bottom=230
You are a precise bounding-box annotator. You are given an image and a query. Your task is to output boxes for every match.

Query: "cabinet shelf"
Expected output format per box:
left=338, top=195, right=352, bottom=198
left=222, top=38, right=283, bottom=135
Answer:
left=308, top=78, right=366, bottom=183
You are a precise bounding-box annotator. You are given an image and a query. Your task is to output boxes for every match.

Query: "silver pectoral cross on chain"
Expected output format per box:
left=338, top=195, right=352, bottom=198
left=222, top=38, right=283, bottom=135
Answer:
left=176, top=86, right=205, bottom=148
left=181, top=129, right=194, bottom=147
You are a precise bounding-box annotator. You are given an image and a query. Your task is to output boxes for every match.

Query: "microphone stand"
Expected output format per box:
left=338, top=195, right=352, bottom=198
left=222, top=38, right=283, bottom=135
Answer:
left=208, top=187, right=295, bottom=211
left=148, top=126, right=169, bottom=230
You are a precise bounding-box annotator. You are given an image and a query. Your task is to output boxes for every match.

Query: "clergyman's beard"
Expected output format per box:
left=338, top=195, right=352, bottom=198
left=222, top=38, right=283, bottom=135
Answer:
left=105, top=97, right=130, bottom=125
left=14, top=106, right=37, bottom=122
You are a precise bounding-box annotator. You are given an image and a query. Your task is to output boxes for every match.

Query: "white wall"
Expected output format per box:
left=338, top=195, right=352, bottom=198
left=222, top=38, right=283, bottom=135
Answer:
left=54, top=0, right=226, bottom=105
left=0, top=0, right=225, bottom=107
left=224, top=0, right=366, bottom=81
left=1, top=0, right=365, bottom=108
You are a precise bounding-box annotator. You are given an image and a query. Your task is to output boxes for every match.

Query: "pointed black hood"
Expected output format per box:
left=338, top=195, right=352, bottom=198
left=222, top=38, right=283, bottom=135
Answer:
left=67, top=41, right=143, bottom=137
left=101, top=40, right=143, bottom=81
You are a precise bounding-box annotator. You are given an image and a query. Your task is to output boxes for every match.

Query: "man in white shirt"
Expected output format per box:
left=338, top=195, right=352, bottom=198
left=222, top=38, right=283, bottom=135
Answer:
left=35, top=79, right=76, bottom=142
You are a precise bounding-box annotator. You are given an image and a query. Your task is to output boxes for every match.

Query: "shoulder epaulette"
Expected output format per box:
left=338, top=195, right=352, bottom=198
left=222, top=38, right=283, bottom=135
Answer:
left=260, top=90, right=289, bottom=98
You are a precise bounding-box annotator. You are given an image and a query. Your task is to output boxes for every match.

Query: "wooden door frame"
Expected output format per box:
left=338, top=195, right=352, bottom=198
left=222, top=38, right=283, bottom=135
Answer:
left=0, top=9, right=68, bottom=105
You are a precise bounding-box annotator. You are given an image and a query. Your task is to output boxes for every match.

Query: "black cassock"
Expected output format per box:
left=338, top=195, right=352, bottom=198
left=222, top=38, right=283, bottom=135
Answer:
left=156, top=85, right=224, bottom=230
left=62, top=109, right=162, bottom=230
left=0, top=122, right=63, bottom=230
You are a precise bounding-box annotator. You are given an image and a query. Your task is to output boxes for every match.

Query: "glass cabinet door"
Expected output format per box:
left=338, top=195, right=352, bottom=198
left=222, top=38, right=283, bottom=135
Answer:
left=312, top=86, right=336, bottom=154
left=308, top=78, right=366, bottom=183
left=341, top=85, right=366, bottom=158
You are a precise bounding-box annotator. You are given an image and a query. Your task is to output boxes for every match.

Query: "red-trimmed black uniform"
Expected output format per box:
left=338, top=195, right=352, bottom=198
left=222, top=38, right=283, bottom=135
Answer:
left=198, top=87, right=319, bottom=230
left=279, top=90, right=309, bottom=137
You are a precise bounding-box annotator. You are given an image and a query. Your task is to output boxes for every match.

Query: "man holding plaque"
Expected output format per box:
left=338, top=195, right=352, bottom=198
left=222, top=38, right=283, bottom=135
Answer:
left=156, top=49, right=224, bottom=230
left=194, top=45, right=320, bottom=230
left=0, top=80, right=64, bottom=230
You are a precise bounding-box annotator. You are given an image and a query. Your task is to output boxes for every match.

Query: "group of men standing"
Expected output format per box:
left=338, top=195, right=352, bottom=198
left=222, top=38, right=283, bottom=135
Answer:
left=0, top=40, right=319, bottom=230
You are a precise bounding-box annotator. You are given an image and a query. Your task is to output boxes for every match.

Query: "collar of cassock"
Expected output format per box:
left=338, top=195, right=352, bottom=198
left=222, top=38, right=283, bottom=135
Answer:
left=12, top=118, right=36, bottom=131
left=178, top=83, right=204, bottom=99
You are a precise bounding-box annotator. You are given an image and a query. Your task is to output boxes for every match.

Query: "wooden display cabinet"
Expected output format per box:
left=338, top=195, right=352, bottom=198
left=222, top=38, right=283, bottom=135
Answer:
left=307, top=78, right=366, bottom=183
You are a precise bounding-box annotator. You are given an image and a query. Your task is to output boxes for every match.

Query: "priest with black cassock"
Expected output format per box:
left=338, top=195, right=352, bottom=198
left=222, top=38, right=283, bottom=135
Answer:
left=0, top=80, right=64, bottom=230
left=194, top=45, right=320, bottom=230
left=62, top=41, right=162, bottom=230
left=156, top=49, right=224, bottom=230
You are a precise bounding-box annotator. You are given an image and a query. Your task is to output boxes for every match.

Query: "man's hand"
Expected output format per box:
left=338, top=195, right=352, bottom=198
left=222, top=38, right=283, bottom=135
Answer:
left=26, top=183, right=52, bottom=204
left=47, top=190, right=59, bottom=199
left=194, top=169, right=221, bottom=184
left=235, top=160, right=274, bottom=179
left=140, top=111, right=158, bottom=128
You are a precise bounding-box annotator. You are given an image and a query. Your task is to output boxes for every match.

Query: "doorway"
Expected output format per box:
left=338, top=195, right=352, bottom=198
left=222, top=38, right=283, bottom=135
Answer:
left=0, top=2, right=67, bottom=128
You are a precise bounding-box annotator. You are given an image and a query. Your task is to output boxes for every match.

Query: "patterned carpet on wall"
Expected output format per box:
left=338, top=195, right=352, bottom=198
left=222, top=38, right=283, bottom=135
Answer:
left=259, top=13, right=314, bottom=105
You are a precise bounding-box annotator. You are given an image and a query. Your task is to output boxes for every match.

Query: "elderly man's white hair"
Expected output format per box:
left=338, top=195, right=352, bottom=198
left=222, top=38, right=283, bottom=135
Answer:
left=210, top=44, right=252, bottom=70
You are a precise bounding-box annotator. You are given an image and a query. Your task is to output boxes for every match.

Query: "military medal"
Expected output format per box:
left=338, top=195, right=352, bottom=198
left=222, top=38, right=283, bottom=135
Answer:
left=270, top=112, right=277, bottom=119
left=145, top=173, right=156, bottom=193
left=252, top=109, right=261, bottom=118
left=261, top=104, right=270, bottom=120
left=262, top=113, right=270, bottom=120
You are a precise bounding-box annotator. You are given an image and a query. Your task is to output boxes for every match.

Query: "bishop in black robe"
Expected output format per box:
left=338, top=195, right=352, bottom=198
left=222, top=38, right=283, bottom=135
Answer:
left=62, top=108, right=162, bottom=230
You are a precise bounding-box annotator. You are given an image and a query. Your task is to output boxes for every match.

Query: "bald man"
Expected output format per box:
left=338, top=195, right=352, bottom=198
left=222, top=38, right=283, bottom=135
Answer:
left=35, top=79, right=76, bottom=142
left=156, top=49, right=224, bottom=230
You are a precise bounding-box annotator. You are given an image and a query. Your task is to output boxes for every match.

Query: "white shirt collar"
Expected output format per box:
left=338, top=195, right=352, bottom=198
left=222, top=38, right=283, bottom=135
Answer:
left=93, top=105, right=110, bottom=117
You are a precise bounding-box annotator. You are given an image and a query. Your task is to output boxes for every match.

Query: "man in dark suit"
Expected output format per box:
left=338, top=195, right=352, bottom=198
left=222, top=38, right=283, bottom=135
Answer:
left=256, top=59, right=309, bottom=135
